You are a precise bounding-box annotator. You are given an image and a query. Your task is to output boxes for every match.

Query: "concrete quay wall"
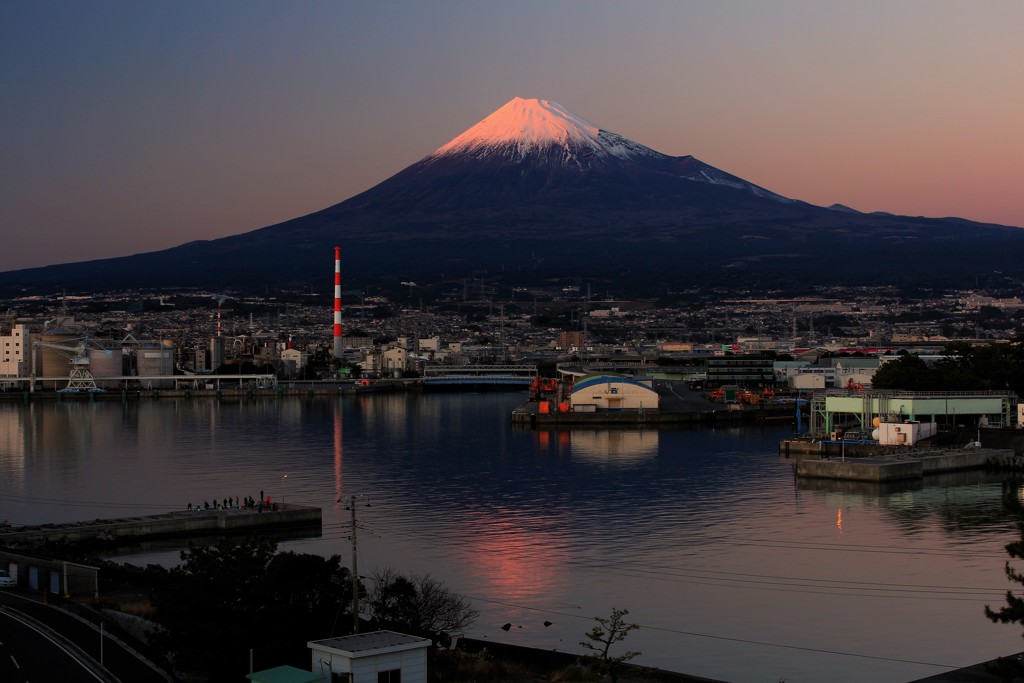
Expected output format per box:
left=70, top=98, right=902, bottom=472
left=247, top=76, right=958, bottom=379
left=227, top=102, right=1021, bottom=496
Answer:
left=512, top=403, right=791, bottom=426
left=798, top=459, right=923, bottom=482
left=0, top=505, right=322, bottom=546
left=918, top=450, right=993, bottom=474
left=795, top=448, right=1013, bottom=482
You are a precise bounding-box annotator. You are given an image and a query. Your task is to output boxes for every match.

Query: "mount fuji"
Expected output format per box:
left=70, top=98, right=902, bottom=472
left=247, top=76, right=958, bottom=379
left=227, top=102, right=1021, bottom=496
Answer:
left=3, top=97, right=1023, bottom=295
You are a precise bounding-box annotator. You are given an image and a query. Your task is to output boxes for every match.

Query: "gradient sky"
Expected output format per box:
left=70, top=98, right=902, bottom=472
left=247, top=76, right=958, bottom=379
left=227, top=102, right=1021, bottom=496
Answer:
left=2, top=1, right=1022, bottom=272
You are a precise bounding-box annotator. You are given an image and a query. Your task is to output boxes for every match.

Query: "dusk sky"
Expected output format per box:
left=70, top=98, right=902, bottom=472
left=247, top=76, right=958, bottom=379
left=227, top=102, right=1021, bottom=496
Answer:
left=2, top=1, right=1022, bottom=272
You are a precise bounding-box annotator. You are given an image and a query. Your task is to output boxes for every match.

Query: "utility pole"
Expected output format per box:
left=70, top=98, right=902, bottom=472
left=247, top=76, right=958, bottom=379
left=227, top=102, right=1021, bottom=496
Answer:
left=349, top=495, right=360, bottom=633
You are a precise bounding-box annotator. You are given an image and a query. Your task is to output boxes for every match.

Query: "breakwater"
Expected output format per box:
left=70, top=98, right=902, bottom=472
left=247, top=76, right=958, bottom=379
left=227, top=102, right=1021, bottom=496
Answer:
left=0, top=383, right=396, bottom=403
left=0, top=504, right=322, bottom=547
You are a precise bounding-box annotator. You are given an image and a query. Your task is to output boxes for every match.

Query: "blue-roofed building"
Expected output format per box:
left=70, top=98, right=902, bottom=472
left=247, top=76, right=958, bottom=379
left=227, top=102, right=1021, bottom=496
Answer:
left=568, top=374, right=659, bottom=412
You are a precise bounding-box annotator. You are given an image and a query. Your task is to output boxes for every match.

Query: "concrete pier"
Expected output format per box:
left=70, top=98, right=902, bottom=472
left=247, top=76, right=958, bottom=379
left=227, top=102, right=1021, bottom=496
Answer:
left=511, top=400, right=791, bottom=426
left=795, top=447, right=1012, bottom=482
left=0, top=504, right=322, bottom=547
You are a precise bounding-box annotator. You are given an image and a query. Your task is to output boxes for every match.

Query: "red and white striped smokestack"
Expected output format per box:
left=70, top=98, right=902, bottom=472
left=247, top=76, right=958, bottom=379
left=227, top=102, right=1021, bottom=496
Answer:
left=333, top=246, right=344, bottom=359
left=217, top=305, right=222, bottom=337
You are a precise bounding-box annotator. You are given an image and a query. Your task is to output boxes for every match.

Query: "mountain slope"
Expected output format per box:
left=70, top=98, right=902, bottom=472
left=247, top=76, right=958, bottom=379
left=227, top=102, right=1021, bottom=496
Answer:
left=2, top=97, right=1022, bottom=295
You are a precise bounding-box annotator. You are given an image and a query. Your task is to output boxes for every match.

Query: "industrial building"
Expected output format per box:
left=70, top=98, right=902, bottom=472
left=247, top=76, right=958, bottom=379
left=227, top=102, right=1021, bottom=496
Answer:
left=0, top=323, right=31, bottom=388
left=4, top=323, right=186, bottom=392
left=706, top=355, right=775, bottom=388
left=568, top=374, right=659, bottom=412
left=280, top=348, right=308, bottom=376
left=811, top=390, right=1017, bottom=436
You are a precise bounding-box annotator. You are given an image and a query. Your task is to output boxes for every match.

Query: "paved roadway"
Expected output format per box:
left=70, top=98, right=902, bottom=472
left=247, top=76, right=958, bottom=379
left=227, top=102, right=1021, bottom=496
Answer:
left=654, top=379, right=720, bottom=412
left=0, top=607, right=108, bottom=682
left=0, top=589, right=169, bottom=682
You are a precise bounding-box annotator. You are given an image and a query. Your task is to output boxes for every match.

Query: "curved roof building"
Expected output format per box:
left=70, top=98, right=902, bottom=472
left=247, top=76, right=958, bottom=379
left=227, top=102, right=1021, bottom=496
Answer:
left=569, top=374, right=659, bottom=411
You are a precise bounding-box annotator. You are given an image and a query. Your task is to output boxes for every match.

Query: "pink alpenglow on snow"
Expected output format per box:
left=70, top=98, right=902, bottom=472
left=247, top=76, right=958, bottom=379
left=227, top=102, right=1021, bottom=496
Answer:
left=432, top=97, right=658, bottom=163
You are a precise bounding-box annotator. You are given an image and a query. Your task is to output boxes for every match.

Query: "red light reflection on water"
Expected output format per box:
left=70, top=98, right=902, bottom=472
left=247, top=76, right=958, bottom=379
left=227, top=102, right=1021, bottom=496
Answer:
left=459, top=512, right=568, bottom=602
left=333, top=402, right=343, bottom=509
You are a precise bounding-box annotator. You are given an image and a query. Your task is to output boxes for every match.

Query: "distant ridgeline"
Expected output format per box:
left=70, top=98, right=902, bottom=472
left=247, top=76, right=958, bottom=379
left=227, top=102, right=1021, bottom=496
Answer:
left=2, top=97, right=1023, bottom=296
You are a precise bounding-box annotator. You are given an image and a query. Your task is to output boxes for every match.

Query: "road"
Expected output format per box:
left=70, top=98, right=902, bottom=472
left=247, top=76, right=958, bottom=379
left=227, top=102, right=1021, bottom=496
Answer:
left=0, top=589, right=170, bottom=682
left=0, top=607, right=108, bottom=682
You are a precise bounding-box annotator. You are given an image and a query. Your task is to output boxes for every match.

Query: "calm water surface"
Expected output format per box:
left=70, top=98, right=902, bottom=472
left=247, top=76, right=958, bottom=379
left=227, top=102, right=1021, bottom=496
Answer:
left=1, top=393, right=1021, bottom=683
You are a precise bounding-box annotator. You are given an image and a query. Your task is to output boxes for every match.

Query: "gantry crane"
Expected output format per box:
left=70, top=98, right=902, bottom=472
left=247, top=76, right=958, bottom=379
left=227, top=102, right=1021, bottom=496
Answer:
left=30, top=337, right=103, bottom=392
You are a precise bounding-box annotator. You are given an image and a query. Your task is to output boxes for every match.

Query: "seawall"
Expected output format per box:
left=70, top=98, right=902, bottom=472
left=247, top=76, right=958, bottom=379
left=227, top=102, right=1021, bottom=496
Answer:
left=0, top=504, right=322, bottom=547
left=794, top=448, right=1012, bottom=482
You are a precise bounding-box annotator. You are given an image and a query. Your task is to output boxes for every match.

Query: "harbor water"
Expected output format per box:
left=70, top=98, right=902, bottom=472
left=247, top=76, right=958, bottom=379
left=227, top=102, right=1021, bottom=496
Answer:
left=1, top=392, right=1021, bottom=682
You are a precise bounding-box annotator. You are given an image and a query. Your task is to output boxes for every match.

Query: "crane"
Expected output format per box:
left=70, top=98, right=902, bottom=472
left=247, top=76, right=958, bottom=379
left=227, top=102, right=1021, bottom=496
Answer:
left=30, top=337, right=103, bottom=393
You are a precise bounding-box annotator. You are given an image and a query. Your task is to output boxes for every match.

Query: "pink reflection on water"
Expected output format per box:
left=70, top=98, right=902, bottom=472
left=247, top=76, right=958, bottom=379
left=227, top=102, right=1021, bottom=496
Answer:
left=333, top=401, right=343, bottom=510
left=460, top=512, right=568, bottom=603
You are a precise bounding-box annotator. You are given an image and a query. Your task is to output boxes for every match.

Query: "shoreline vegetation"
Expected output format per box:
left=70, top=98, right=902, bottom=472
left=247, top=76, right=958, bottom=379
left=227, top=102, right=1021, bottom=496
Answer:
left=79, top=552, right=722, bottom=682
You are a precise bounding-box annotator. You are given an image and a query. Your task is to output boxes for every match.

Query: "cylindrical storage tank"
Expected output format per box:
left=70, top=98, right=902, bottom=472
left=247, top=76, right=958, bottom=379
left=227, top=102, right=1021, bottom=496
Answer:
left=209, top=337, right=225, bottom=371
left=88, top=348, right=123, bottom=388
left=137, top=346, right=175, bottom=389
left=38, top=334, right=77, bottom=390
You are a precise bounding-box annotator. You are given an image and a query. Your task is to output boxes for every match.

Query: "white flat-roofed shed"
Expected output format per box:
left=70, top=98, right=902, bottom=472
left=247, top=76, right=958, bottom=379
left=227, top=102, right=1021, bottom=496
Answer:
left=308, top=630, right=430, bottom=683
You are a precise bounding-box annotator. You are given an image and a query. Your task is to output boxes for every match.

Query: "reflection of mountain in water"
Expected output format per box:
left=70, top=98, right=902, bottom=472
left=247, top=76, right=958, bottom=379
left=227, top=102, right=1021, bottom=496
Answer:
left=798, top=470, right=1019, bottom=537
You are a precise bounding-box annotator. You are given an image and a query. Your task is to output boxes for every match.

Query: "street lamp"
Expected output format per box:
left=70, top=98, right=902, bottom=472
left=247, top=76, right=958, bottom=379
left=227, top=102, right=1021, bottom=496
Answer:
left=282, top=473, right=288, bottom=504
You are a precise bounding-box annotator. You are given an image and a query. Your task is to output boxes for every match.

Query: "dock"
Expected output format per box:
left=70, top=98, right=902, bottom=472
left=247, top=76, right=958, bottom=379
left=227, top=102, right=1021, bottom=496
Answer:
left=791, top=447, right=1014, bottom=483
left=512, top=380, right=793, bottom=426
left=510, top=402, right=790, bottom=425
left=0, top=504, right=322, bottom=548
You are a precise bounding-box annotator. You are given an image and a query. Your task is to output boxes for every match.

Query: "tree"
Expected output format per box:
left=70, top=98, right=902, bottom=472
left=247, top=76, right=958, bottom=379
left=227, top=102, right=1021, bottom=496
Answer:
left=984, top=524, right=1024, bottom=680
left=870, top=352, right=936, bottom=391
left=366, top=567, right=479, bottom=644
left=149, top=539, right=357, bottom=681
left=579, top=607, right=641, bottom=683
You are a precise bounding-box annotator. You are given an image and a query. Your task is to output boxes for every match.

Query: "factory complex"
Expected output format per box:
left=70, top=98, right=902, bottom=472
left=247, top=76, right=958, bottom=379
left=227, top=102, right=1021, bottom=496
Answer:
left=2, top=248, right=1024, bottom=438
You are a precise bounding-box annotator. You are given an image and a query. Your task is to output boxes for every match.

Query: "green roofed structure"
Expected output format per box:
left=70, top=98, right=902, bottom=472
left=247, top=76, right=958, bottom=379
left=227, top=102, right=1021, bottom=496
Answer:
left=812, top=390, right=1017, bottom=436
left=247, top=665, right=325, bottom=683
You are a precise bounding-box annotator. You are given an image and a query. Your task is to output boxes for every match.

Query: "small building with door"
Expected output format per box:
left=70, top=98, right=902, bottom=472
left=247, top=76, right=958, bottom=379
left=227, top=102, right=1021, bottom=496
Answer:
left=308, top=631, right=430, bottom=683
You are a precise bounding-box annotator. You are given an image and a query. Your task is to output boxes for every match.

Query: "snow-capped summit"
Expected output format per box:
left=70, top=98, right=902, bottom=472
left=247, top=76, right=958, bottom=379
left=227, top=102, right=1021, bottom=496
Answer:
left=420, top=97, right=790, bottom=203
left=431, top=97, right=661, bottom=164
left=4, top=95, right=1021, bottom=296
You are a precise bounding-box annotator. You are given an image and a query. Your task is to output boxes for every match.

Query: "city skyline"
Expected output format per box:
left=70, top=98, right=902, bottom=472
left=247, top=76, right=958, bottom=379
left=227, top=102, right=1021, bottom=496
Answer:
left=2, top=1, right=1022, bottom=272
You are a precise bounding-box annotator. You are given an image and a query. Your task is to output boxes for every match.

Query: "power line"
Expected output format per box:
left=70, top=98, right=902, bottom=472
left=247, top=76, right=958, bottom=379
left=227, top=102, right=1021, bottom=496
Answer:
left=3, top=493, right=1015, bottom=603
left=296, top=524, right=1013, bottom=602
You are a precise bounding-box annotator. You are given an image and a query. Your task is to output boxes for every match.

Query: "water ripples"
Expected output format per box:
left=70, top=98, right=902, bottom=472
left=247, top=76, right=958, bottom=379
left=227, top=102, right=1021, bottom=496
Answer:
left=3, top=395, right=1023, bottom=682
